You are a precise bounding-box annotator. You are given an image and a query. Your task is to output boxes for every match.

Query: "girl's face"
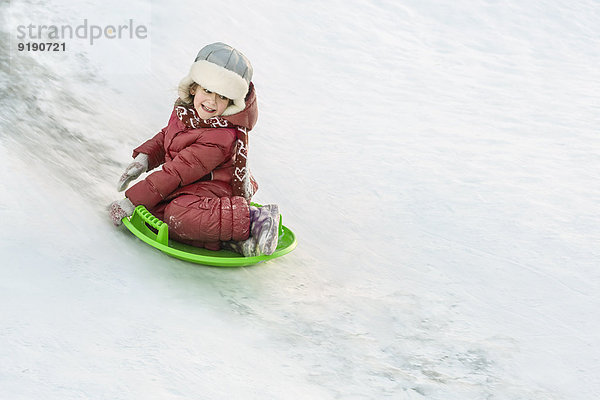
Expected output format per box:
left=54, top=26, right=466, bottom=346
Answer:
left=192, top=85, right=230, bottom=119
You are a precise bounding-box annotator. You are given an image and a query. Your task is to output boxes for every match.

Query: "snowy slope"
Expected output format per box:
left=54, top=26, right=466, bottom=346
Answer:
left=1, top=0, right=599, bottom=399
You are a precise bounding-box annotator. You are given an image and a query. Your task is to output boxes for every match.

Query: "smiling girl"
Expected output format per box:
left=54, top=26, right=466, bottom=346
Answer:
left=190, top=85, right=230, bottom=118
left=109, top=42, right=280, bottom=257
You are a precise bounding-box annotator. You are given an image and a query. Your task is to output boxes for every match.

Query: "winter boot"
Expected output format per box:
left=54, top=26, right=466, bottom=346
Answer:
left=223, top=236, right=259, bottom=257
left=224, top=204, right=280, bottom=257
left=249, top=204, right=280, bottom=255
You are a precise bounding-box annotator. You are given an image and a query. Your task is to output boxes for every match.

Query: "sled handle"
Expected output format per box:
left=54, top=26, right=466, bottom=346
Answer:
left=129, top=205, right=169, bottom=246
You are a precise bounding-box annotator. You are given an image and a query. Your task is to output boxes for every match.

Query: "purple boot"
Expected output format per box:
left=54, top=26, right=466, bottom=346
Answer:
left=250, top=204, right=280, bottom=255
left=224, top=204, right=280, bottom=257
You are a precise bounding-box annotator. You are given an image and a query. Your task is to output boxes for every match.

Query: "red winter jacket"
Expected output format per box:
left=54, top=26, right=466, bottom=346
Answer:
left=125, top=85, right=258, bottom=248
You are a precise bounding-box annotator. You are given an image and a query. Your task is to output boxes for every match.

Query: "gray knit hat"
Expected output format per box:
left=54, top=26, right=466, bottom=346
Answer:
left=178, top=42, right=253, bottom=116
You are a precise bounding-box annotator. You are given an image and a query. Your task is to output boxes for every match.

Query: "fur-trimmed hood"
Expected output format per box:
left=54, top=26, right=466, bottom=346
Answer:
left=178, top=42, right=253, bottom=116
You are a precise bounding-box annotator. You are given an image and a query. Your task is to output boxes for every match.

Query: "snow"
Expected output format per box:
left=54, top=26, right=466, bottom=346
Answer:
left=1, top=0, right=599, bottom=398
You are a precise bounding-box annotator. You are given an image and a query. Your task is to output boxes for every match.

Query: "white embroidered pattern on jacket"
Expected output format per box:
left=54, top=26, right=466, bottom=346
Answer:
left=175, top=106, right=201, bottom=129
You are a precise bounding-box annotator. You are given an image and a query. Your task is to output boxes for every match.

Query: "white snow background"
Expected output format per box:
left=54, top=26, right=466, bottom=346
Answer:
left=1, top=0, right=599, bottom=399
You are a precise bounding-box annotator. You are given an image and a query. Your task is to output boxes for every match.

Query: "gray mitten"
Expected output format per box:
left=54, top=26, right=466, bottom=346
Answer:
left=109, top=198, right=135, bottom=226
left=117, top=153, right=149, bottom=192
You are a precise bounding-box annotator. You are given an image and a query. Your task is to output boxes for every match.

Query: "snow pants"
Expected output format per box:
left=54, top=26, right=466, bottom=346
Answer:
left=149, top=181, right=251, bottom=250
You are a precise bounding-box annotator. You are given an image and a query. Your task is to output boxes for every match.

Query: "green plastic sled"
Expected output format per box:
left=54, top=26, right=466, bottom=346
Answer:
left=122, top=204, right=297, bottom=267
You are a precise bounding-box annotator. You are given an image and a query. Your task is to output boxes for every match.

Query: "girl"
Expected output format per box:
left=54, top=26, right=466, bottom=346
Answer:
left=109, top=42, right=279, bottom=257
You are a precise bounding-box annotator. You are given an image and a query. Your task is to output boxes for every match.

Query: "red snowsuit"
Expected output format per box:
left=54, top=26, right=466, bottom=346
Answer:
left=125, top=87, right=258, bottom=250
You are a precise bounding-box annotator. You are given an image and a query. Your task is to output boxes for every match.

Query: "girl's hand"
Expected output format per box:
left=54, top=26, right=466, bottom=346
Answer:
left=109, top=198, right=135, bottom=226
left=117, top=153, right=149, bottom=191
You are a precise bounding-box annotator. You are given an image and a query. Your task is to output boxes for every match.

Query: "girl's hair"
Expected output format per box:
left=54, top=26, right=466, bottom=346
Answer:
left=175, top=82, right=199, bottom=106
left=174, top=81, right=233, bottom=108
